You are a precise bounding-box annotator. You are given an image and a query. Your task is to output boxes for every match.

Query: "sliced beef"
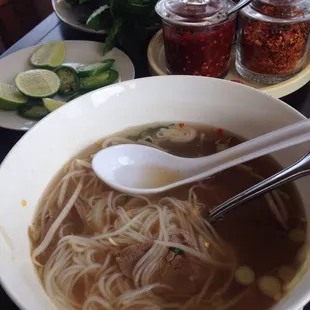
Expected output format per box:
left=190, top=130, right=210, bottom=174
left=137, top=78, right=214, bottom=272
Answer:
left=115, top=240, right=154, bottom=278
left=115, top=230, right=208, bottom=295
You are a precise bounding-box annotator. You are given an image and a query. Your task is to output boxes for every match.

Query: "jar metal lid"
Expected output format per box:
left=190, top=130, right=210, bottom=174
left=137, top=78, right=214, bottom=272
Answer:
left=155, top=0, right=236, bottom=26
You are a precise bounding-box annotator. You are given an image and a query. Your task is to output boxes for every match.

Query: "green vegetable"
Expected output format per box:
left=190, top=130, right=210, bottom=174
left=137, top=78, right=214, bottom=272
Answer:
left=86, top=5, right=111, bottom=31
left=55, top=66, right=80, bottom=95
left=77, top=59, right=115, bottom=77
left=103, top=0, right=160, bottom=55
left=80, top=69, right=118, bottom=90
left=68, top=0, right=161, bottom=59
left=103, top=18, right=123, bottom=55
left=169, top=247, right=184, bottom=255
left=124, top=195, right=131, bottom=203
left=0, top=83, right=28, bottom=110
left=18, top=103, right=49, bottom=120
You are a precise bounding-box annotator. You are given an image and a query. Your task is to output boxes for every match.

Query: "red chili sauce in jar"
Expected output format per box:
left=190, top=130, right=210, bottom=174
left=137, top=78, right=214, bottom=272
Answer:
left=163, top=17, right=236, bottom=77
left=239, top=4, right=310, bottom=76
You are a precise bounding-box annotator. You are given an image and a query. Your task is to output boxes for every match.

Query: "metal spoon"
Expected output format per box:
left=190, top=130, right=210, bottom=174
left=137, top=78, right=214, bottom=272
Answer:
left=227, top=0, right=253, bottom=16
left=209, top=152, right=310, bottom=223
left=92, top=119, right=310, bottom=195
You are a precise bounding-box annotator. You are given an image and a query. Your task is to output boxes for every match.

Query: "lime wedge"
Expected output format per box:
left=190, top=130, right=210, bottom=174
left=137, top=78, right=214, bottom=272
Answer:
left=15, top=69, right=60, bottom=98
left=43, top=98, right=65, bottom=112
left=30, top=41, right=66, bottom=69
left=0, top=82, right=28, bottom=110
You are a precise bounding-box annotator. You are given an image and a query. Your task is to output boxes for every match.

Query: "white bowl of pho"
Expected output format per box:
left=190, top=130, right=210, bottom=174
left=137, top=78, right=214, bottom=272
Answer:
left=0, top=76, right=309, bottom=310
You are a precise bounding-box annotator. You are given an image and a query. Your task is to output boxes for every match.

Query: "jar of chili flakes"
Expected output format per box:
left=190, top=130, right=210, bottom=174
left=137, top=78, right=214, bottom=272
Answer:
left=236, top=0, right=310, bottom=84
left=155, top=0, right=238, bottom=77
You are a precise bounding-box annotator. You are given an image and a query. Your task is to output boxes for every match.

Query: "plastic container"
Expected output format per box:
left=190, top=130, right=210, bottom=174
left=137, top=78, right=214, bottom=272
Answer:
left=155, top=0, right=237, bottom=77
left=236, top=0, right=310, bottom=84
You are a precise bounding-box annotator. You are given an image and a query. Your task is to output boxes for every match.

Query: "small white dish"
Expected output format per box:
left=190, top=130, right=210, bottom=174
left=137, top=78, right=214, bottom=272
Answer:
left=147, top=30, right=310, bottom=99
left=52, top=0, right=107, bottom=34
left=0, top=40, right=134, bottom=131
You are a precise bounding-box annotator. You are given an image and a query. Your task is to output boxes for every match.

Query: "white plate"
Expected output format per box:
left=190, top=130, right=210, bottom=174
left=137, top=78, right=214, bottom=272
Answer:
left=52, top=0, right=107, bottom=34
left=0, top=40, right=134, bottom=131
left=148, top=30, right=310, bottom=99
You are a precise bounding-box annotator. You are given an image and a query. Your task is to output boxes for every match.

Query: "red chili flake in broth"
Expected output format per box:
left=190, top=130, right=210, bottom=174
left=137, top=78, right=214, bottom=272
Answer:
left=179, top=123, right=185, bottom=128
left=217, top=128, right=224, bottom=137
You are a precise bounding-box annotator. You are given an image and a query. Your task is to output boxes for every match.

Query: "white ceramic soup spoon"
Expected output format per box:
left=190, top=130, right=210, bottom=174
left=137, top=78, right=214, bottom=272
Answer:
left=92, top=119, right=310, bottom=195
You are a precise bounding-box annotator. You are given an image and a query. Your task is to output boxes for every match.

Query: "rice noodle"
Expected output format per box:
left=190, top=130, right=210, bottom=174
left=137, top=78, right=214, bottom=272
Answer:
left=30, top=128, right=292, bottom=310
left=154, top=126, right=197, bottom=143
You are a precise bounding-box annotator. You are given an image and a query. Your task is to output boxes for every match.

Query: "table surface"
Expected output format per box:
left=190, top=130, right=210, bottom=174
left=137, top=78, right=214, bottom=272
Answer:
left=0, top=12, right=309, bottom=310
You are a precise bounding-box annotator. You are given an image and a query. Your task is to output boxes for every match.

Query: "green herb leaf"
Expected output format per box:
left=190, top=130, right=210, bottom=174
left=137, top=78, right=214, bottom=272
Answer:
left=87, top=5, right=111, bottom=31
left=169, top=247, right=184, bottom=255
left=103, top=17, right=123, bottom=55
left=124, top=195, right=131, bottom=203
left=110, top=0, right=125, bottom=15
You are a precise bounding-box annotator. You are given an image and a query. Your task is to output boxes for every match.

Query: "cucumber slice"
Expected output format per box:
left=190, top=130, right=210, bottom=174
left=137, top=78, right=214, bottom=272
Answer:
left=30, top=41, right=66, bottom=69
left=43, top=98, right=65, bottom=112
left=18, top=103, right=49, bottom=120
left=77, top=59, right=115, bottom=77
left=0, top=83, right=28, bottom=110
left=15, top=69, right=61, bottom=98
left=80, top=69, right=119, bottom=91
left=55, top=66, right=80, bottom=95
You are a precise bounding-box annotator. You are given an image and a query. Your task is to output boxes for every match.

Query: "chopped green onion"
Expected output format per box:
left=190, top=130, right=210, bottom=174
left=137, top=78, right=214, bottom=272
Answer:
left=169, top=247, right=184, bottom=255
left=124, top=195, right=131, bottom=203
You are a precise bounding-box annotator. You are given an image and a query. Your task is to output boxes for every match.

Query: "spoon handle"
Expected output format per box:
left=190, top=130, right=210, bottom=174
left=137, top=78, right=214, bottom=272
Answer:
left=227, top=0, right=253, bottom=16
left=189, top=119, right=310, bottom=181
left=209, top=152, right=310, bottom=223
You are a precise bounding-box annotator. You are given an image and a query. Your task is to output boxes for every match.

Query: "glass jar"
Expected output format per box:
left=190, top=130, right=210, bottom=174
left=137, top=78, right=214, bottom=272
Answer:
left=236, top=0, right=310, bottom=84
left=155, top=0, right=238, bottom=78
